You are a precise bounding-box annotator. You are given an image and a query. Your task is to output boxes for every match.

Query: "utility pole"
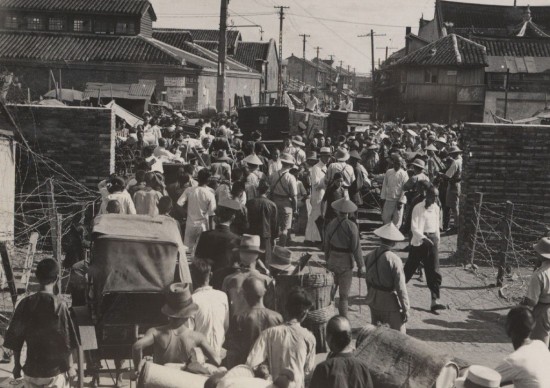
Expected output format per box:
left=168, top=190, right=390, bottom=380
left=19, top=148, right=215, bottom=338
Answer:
left=216, top=0, right=228, bottom=113
left=299, top=33, right=310, bottom=84
left=377, top=46, right=398, bottom=61
left=274, top=6, right=289, bottom=104
left=359, top=30, right=385, bottom=118
left=314, top=46, right=321, bottom=90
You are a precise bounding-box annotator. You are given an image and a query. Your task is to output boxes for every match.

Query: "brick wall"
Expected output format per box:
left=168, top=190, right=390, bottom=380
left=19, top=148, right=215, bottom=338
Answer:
left=7, top=104, right=115, bottom=188
left=458, top=123, right=550, bottom=258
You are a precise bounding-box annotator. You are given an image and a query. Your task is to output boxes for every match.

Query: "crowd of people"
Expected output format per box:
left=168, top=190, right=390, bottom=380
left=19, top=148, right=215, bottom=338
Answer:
left=4, top=108, right=550, bottom=388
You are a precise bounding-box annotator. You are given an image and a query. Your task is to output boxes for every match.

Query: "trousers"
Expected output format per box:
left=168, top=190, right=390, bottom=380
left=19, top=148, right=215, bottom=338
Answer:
left=24, top=373, right=70, bottom=388
left=382, top=200, right=404, bottom=229
left=404, top=234, right=442, bottom=299
left=532, top=303, right=550, bottom=347
left=369, top=306, right=406, bottom=333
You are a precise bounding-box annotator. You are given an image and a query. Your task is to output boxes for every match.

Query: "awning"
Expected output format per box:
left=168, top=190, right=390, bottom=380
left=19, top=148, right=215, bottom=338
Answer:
left=43, top=88, right=83, bottom=102
left=83, top=82, right=155, bottom=100
left=104, top=101, right=143, bottom=127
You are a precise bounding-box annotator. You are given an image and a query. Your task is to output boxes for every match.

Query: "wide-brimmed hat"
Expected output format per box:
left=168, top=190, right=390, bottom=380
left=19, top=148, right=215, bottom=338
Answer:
left=454, top=365, right=501, bottom=388
left=349, top=150, right=361, bottom=161
left=292, top=135, right=305, bottom=147
left=410, top=159, right=426, bottom=169
left=314, top=130, right=324, bottom=137
left=280, top=153, right=296, bottom=165
left=233, top=234, right=264, bottom=253
left=270, top=246, right=297, bottom=271
left=161, top=283, right=199, bottom=319
left=233, top=128, right=243, bottom=137
left=331, top=198, right=357, bottom=213
left=334, top=148, right=350, bottom=162
left=215, top=150, right=233, bottom=162
left=374, top=223, right=405, bottom=241
left=306, top=151, right=318, bottom=161
left=448, top=146, right=462, bottom=154
left=436, top=136, right=447, bottom=144
left=424, top=144, right=438, bottom=152
left=244, top=154, right=263, bottom=166
left=534, top=237, right=550, bottom=260
left=319, top=147, right=331, bottom=155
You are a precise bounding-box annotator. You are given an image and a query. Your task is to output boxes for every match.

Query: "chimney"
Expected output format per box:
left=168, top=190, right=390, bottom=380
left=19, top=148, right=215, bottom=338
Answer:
left=405, top=26, right=412, bottom=54
left=524, top=5, right=532, bottom=22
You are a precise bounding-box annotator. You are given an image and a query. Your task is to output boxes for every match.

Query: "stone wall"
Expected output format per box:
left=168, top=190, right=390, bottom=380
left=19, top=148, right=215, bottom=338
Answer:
left=7, top=104, right=115, bottom=188
left=458, top=123, right=550, bottom=259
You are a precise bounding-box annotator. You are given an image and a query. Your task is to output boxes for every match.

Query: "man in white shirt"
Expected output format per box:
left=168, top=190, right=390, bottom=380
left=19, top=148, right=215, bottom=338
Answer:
left=191, top=260, right=229, bottom=360
left=177, top=169, right=217, bottom=255
left=153, top=138, right=180, bottom=161
left=343, top=95, right=353, bottom=112
left=305, top=89, right=319, bottom=112
left=496, top=306, right=550, bottom=388
left=404, top=186, right=446, bottom=313
left=305, top=148, right=330, bottom=244
left=381, top=154, right=408, bottom=228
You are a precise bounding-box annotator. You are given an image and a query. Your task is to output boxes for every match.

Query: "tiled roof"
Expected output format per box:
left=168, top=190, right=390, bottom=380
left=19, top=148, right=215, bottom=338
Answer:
left=396, top=33, right=488, bottom=67
left=233, top=41, right=270, bottom=69
left=0, top=31, right=182, bottom=65
left=194, top=40, right=219, bottom=52
left=185, top=29, right=241, bottom=46
left=151, top=30, right=193, bottom=50
left=0, top=0, right=155, bottom=18
left=471, top=36, right=550, bottom=57
left=438, top=1, right=550, bottom=36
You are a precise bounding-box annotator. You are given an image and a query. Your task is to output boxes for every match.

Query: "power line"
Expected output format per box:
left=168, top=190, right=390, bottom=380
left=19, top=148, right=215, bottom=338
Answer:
left=286, top=12, right=410, bottom=28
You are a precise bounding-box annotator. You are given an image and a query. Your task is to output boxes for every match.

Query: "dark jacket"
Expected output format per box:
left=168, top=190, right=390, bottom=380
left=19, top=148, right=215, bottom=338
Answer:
left=194, top=224, right=239, bottom=273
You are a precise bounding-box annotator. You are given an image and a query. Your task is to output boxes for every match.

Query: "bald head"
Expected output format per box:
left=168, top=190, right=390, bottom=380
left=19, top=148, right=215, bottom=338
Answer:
left=326, top=315, right=352, bottom=352
left=243, top=276, right=266, bottom=307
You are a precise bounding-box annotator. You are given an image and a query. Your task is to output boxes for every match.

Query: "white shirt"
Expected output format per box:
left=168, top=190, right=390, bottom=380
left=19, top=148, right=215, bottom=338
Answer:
left=177, top=186, right=216, bottom=225
left=496, top=340, right=550, bottom=388
left=99, top=190, right=136, bottom=215
left=344, top=100, right=353, bottom=111
left=410, top=200, right=441, bottom=246
left=526, top=260, right=550, bottom=304
left=309, top=161, right=327, bottom=207
left=381, top=168, right=408, bottom=203
left=192, top=286, right=228, bottom=358
left=445, top=156, right=462, bottom=179
left=146, top=155, right=164, bottom=173
left=268, top=159, right=282, bottom=176
left=306, top=96, right=319, bottom=111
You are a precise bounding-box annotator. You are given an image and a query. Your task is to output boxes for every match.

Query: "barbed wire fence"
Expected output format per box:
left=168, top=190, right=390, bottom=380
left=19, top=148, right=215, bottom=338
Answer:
left=460, top=192, right=550, bottom=304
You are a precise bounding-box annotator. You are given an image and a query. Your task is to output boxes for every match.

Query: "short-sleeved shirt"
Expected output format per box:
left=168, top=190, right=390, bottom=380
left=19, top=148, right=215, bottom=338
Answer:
left=495, top=340, right=550, bottom=388
left=310, top=353, right=374, bottom=388
left=177, top=186, right=216, bottom=225
left=269, top=170, right=298, bottom=201
left=4, top=292, right=79, bottom=378
left=247, top=322, right=316, bottom=388
left=526, top=260, right=550, bottom=304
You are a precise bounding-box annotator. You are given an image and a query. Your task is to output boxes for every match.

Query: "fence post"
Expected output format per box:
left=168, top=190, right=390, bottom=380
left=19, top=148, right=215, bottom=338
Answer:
left=497, top=201, right=514, bottom=287
left=468, top=192, right=484, bottom=267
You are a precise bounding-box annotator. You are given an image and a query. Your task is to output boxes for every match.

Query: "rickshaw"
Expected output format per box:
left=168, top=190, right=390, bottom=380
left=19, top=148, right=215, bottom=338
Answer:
left=72, top=214, right=190, bottom=388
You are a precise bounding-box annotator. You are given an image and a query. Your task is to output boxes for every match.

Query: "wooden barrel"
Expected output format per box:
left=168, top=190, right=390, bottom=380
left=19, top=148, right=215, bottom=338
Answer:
left=275, top=261, right=334, bottom=353
left=355, top=325, right=458, bottom=388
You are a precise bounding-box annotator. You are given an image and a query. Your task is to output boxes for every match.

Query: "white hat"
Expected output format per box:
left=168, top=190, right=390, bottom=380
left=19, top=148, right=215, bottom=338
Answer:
left=243, top=154, right=263, bottom=166
left=331, top=198, right=358, bottom=213
left=374, top=223, right=405, bottom=241
left=534, top=237, right=550, bottom=260
left=454, top=365, right=501, bottom=388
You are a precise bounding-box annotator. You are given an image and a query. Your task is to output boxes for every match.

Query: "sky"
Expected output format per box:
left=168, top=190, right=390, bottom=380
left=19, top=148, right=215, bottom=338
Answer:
left=151, top=0, right=547, bottom=75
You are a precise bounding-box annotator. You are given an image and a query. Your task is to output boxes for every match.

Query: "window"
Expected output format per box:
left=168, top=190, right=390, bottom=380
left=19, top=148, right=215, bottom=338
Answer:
left=48, top=17, right=64, bottom=31
left=94, top=20, right=114, bottom=34
left=73, top=19, right=91, bottom=32
left=4, top=15, right=18, bottom=29
left=26, top=16, right=44, bottom=30
left=115, top=21, right=135, bottom=34
left=424, top=69, right=438, bottom=84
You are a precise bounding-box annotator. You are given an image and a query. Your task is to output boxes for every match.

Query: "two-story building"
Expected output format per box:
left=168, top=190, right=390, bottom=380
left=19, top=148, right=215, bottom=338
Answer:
left=0, top=0, right=262, bottom=113
left=378, top=33, right=488, bottom=122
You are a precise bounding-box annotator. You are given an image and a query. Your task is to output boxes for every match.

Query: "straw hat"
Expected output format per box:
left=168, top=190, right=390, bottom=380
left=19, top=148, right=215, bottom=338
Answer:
left=454, top=365, right=501, bottom=388
left=534, top=237, right=550, bottom=260
left=448, top=146, right=462, bottom=154
left=319, top=147, right=331, bottom=155
left=334, top=148, right=350, bottom=162
left=270, top=246, right=297, bottom=271
left=161, top=283, right=199, bottom=319
left=424, top=144, right=438, bottom=152
left=410, top=159, right=426, bottom=169
left=233, top=234, right=264, bottom=254
left=243, top=154, right=263, bottom=166
left=280, top=153, right=296, bottom=165
left=233, top=128, right=243, bottom=137
left=374, top=223, right=405, bottom=241
left=292, top=135, right=305, bottom=147
left=331, top=198, right=358, bottom=213
left=436, top=136, right=447, bottom=144
left=406, top=129, right=418, bottom=137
